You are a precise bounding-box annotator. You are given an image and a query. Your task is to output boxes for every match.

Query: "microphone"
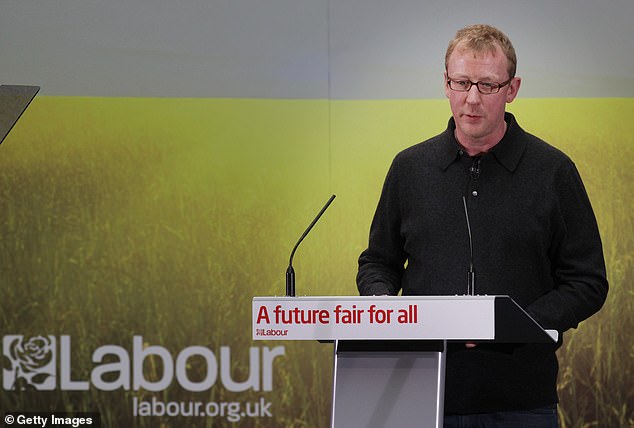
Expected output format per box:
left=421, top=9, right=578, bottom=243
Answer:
left=469, top=157, right=481, bottom=180
left=286, top=194, right=336, bottom=297
left=462, top=196, right=476, bottom=296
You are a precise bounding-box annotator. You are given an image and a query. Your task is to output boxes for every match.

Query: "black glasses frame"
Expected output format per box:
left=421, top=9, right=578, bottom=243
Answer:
left=446, top=77, right=513, bottom=94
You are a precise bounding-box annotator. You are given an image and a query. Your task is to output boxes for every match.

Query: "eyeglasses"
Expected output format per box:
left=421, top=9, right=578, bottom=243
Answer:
left=446, top=77, right=512, bottom=94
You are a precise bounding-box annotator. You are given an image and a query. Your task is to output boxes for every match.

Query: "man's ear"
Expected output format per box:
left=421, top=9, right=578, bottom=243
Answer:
left=506, top=77, right=521, bottom=103
left=444, top=71, right=451, bottom=98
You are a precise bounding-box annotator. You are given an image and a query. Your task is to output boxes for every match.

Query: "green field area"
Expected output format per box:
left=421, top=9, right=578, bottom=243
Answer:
left=1, top=97, right=632, bottom=427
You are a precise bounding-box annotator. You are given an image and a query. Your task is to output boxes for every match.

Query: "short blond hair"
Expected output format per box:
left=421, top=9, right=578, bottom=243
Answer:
left=445, top=24, right=517, bottom=78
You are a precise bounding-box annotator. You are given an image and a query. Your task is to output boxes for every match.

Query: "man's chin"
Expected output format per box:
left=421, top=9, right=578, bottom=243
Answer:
left=456, top=123, right=487, bottom=141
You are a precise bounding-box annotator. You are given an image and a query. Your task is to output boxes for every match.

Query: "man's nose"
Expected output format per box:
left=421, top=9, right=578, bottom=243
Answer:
left=466, top=84, right=481, bottom=103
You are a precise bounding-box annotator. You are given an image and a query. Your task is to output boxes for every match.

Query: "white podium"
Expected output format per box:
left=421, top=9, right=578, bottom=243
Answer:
left=252, top=295, right=557, bottom=428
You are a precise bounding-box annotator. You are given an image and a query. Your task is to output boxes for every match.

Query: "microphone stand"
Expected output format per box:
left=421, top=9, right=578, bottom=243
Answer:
left=286, top=195, right=336, bottom=297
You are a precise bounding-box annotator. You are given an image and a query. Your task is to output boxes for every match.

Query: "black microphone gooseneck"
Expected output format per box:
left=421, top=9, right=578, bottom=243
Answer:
left=286, top=194, right=336, bottom=297
left=462, top=195, right=476, bottom=296
left=461, top=155, right=480, bottom=295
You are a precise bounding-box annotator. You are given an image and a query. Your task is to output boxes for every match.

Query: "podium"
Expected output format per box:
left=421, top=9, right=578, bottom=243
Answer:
left=252, top=295, right=557, bottom=428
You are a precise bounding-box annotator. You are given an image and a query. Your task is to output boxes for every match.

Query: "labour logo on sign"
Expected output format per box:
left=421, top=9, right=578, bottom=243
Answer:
left=3, top=335, right=56, bottom=390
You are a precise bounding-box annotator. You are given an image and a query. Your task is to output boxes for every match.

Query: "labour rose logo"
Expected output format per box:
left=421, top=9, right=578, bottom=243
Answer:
left=2, top=335, right=56, bottom=390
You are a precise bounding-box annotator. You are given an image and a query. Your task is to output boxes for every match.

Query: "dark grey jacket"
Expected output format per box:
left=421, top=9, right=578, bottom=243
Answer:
left=357, top=112, right=608, bottom=413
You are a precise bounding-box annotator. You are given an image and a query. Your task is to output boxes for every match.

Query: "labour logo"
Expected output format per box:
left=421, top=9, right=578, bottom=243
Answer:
left=3, top=335, right=56, bottom=390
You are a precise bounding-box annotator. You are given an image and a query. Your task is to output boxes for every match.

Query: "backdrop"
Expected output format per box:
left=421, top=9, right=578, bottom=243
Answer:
left=2, top=1, right=633, bottom=427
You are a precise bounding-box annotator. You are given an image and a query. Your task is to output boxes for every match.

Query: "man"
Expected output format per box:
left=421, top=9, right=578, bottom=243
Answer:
left=357, top=24, right=608, bottom=427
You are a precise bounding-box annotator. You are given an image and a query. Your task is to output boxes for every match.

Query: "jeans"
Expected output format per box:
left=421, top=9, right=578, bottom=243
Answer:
left=444, top=404, right=558, bottom=428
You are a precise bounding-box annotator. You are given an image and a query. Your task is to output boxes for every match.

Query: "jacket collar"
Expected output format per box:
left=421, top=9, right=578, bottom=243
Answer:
left=439, top=112, right=526, bottom=172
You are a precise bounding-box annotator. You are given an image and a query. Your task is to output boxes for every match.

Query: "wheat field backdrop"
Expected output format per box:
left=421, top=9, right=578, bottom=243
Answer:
left=1, top=97, right=632, bottom=427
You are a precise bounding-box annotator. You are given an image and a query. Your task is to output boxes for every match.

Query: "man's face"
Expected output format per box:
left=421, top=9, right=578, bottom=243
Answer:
left=444, top=43, right=520, bottom=148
